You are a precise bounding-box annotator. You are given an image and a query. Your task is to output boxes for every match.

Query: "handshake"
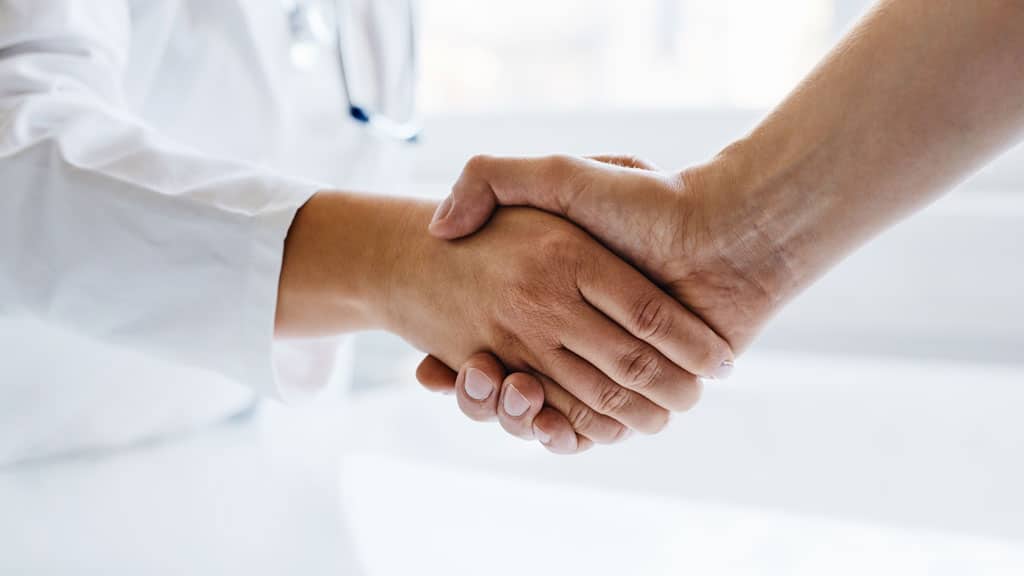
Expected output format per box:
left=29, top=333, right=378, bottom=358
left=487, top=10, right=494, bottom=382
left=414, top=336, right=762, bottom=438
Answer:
left=275, top=0, right=1024, bottom=454
left=406, top=153, right=795, bottom=454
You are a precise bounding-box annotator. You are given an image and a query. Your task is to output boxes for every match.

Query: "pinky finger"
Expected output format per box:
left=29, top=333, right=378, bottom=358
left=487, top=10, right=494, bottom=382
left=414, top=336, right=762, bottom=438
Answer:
left=416, top=355, right=457, bottom=395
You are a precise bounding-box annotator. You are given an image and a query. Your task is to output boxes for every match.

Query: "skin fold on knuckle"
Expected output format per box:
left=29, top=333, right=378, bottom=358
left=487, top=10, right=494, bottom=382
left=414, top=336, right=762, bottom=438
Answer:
left=556, top=157, right=594, bottom=215
left=565, top=402, right=599, bottom=439
left=630, top=294, right=675, bottom=344
left=592, top=383, right=636, bottom=419
left=616, top=344, right=664, bottom=393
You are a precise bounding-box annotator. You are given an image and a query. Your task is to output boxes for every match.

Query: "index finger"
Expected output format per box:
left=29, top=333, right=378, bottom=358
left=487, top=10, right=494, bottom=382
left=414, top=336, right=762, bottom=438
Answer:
left=578, top=252, right=734, bottom=380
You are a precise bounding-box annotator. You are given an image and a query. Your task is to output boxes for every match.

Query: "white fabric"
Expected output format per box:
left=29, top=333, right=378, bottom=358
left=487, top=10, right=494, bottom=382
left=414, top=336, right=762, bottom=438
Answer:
left=0, top=0, right=356, bottom=465
left=0, top=389, right=365, bottom=576
left=0, top=0, right=385, bottom=572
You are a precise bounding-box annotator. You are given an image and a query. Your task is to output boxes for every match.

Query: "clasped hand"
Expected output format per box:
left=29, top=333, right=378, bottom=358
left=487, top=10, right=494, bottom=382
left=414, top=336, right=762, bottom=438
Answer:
left=413, top=154, right=787, bottom=454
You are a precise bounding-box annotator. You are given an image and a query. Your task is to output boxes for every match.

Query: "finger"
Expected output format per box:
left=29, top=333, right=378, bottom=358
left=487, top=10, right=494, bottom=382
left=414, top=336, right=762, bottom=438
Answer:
left=535, top=372, right=630, bottom=445
left=539, top=350, right=669, bottom=435
left=575, top=435, right=595, bottom=453
left=416, top=355, right=457, bottom=394
left=532, top=406, right=585, bottom=455
left=430, top=154, right=664, bottom=240
left=578, top=254, right=734, bottom=380
left=429, top=154, right=596, bottom=239
left=496, top=372, right=545, bottom=440
left=560, top=307, right=703, bottom=412
left=428, top=156, right=500, bottom=239
left=585, top=154, right=660, bottom=171
left=528, top=378, right=599, bottom=454
left=540, top=373, right=626, bottom=444
left=454, top=352, right=506, bottom=423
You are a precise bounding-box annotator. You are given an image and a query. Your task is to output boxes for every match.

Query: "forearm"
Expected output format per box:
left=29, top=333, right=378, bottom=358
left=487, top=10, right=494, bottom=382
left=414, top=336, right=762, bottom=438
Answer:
left=275, top=191, right=432, bottom=338
left=712, top=0, right=1024, bottom=300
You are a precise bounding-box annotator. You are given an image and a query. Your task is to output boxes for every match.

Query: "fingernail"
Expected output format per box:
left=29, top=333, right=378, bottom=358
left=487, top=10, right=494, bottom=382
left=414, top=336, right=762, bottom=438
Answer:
left=502, top=383, right=531, bottom=417
left=533, top=424, right=552, bottom=445
left=464, top=368, right=493, bottom=401
left=430, top=195, right=454, bottom=226
left=711, top=359, right=735, bottom=380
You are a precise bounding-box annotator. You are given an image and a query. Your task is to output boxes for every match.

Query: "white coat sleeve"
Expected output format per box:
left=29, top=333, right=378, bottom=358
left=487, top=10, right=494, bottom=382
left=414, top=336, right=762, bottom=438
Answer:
left=0, top=1, right=331, bottom=400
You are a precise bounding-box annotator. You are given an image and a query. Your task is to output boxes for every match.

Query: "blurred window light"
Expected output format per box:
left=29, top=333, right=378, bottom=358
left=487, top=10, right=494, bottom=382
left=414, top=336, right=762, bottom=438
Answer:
left=417, top=0, right=869, bottom=113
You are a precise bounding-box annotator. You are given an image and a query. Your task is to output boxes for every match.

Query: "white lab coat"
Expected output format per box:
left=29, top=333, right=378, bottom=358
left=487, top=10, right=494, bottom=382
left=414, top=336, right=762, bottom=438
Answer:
left=0, top=0, right=384, bottom=573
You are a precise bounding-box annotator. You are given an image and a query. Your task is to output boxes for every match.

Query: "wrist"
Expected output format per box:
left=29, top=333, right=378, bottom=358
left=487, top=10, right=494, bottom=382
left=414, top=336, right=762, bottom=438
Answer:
left=373, top=199, right=439, bottom=335
left=276, top=192, right=434, bottom=337
left=685, top=140, right=824, bottom=309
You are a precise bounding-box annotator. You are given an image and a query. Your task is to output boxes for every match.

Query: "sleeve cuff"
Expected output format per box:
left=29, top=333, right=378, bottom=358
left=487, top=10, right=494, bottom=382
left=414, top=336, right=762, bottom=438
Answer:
left=233, top=179, right=342, bottom=402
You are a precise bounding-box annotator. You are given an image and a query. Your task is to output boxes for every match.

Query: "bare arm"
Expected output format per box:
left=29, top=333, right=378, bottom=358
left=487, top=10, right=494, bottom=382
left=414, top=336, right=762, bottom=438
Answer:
left=715, top=0, right=1024, bottom=299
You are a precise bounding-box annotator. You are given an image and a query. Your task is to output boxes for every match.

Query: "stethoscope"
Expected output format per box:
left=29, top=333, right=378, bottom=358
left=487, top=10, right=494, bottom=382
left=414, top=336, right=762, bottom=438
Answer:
left=283, top=0, right=421, bottom=142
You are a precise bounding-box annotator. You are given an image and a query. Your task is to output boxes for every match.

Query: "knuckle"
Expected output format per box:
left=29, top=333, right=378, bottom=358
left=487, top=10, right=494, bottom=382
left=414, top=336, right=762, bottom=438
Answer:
left=566, top=402, right=596, bottom=434
left=593, top=384, right=635, bottom=417
left=547, top=154, right=577, bottom=176
left=464, top=154, right=493, bottom=175
left=547, top=155, right=590, bottom=207
left=629, top=155, right=659, bottom=170
left=630, top=294, right=675, bottom=342
left=535, top=228, right=581, bottom=261
left=489, top=323, right=523, bottom=354
left=521, top=234, right=586, bottom=290
left=617, top=345, right=663, bottom=392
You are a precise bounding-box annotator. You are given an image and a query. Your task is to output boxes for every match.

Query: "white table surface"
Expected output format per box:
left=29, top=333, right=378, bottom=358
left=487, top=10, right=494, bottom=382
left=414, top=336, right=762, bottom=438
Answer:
left=339, top=349, right=1024, bottom=574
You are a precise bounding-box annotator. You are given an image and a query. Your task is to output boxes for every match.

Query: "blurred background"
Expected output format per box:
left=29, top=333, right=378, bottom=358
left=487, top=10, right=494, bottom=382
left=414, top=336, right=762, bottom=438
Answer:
left=334, top=0, right=1024, bottom=574
left=418, top=0, right=835, bottom=112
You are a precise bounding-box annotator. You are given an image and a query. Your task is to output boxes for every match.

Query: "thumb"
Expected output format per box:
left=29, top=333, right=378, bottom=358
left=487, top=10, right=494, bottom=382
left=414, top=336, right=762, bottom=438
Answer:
left=428, top=155, right=583, bottom=239
left=415, top=355, right=457, bottom=394
left=427, top=159, right=500, bottom=240
left=586, top=154, right=660, bottom=171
